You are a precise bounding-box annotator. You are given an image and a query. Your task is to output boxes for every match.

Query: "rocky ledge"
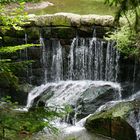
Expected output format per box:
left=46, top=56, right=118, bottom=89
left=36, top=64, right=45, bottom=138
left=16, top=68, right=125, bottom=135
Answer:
left=3, top=13, right=115, bottom=40
left=27, top=12, right=114, bottom=27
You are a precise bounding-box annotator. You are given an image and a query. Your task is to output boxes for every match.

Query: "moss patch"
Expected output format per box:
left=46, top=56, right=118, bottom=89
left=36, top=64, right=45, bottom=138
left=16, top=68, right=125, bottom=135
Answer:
left=89, top=102, right=133, bottom=120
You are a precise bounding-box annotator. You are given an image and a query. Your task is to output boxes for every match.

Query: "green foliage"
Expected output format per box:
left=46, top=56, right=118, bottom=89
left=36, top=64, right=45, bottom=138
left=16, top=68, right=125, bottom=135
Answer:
left=0, top=4, right=40, bottom=88
left=105, top=0, right=140, bottom=32
left=105, top=0, right=140, bottom=25
left=0, top=98, right=67, bottom=140
left=106, top=18, right=139, bottom=56
left=0, top=59, right=35, bottom=88
left=0, top=3, right=29, bottom=33
left=0, top=60, right=19, bottom=88
left=0, top=44, right=40, bottom=53
left=105, top=0, right=140, bottom=56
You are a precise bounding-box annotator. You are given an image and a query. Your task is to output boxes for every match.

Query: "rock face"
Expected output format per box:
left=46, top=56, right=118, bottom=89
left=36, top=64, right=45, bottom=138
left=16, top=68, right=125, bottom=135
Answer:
left=2, top=13, right=114, bottom=40
left=85, top=101, right=139, bottom=140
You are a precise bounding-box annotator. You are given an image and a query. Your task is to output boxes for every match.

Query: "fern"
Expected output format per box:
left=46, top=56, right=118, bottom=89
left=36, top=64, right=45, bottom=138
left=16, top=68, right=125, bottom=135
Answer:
left=0, top=44, right=40, bottom=53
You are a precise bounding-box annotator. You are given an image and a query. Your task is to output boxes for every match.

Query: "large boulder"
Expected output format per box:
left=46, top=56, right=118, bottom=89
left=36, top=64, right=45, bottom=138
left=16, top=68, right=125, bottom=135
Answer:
left=85, top=101, right=140, bottom=140
left=32, top=81, right=121, bottom=120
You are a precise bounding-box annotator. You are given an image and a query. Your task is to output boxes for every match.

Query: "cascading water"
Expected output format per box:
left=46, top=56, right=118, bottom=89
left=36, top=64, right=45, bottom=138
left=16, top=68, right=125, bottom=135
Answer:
left=51, top=40, right=63, bottom=81
left=39, top=36, right=120, bottom=82
left=25, top=80, right=121, bottom=109
left=40, top=35, right=47, bottom=83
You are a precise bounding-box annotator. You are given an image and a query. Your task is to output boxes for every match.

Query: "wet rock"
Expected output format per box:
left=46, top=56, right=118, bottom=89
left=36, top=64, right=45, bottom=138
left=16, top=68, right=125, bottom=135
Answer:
left=76, top=85, right=120, bottom=119
left=11, top=84, right=33, bottom=105
left=85, top=116, right=136, bottom=140
left=3, top=36, right=24, bottom=46
left=34, top=81, right=120, bottom=121
left=49, top=27, right=76, bottom=39
left=25, top=27, right=40, bottom=40
left=85, top=101, right=139, bottom=140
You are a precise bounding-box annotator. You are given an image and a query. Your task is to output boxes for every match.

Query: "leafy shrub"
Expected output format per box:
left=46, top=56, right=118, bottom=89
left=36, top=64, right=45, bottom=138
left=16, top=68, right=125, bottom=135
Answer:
left=0, top=97, right=68, bottom=140
left=106, top=12, right=140, bottom=57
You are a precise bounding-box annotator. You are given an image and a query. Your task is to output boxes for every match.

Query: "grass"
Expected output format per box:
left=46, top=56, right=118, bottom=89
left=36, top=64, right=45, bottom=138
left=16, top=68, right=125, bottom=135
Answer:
left=28, top=0, right=117, bottom=16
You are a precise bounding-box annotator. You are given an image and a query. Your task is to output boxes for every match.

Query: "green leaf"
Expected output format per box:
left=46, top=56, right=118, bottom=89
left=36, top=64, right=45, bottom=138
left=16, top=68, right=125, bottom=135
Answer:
left=0, top=44, right=41, bottom=53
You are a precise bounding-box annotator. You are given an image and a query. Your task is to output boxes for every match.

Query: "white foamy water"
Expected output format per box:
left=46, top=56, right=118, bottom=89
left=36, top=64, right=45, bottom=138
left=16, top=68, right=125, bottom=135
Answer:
left=25, top=80, right=121, bottom=110
left=40, top=114, right=112, bottom=140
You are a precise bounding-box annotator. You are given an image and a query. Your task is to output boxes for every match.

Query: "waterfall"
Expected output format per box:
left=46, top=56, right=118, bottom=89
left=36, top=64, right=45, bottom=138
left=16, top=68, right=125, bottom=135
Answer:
left=40, top=35, right=47, bottom=83
left=68, top=38, right=76, bottom=80
left=24, top=33, right=123, bottom=139
left=51, top=40, right=63, bottom=81
left=25, top=33, right=121, bottom=121
left=26, top=84, right=49, bottom=109
left=39, top=36, right=120, bottom=83
left=68, top=38, right=120, bottom=81
left=105, top=41, right=120, bottom=81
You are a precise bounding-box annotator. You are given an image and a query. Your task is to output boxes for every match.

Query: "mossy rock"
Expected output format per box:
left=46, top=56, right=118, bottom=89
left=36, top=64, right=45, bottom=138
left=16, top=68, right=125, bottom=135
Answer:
left=41, top=27, right=76, bottom=38
left=32, top=14, right=71, bottom=27
left=27, top=13, right=115, bottom=27
left=2, top=28, right=25, bottom=38
left=3, top=36, right=24, bottom=46
left=1, top=13, right=114, bottom=40
left=80, top=15, right=114, bottom=27
left=50, top=15, right=71, bottom=26
left=51, top=27, right=76, bottom=38
left=90, top=102, right=133, bottom=119
left=85, top=116, right=136, bottom=140
left=25, top=27, right=40, bottom=40
left=85, top=101, right=137, bottom=140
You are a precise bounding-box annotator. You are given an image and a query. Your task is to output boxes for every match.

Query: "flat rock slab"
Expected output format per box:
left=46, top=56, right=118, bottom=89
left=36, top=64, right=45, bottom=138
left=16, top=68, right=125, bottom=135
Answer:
left=27, top=12, right=114, bottom=27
